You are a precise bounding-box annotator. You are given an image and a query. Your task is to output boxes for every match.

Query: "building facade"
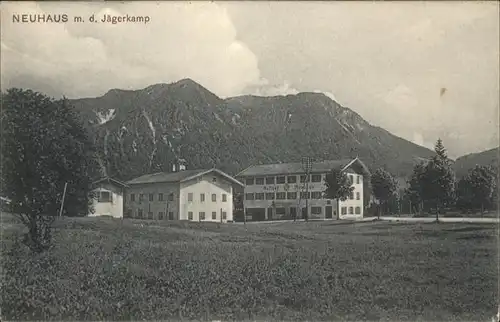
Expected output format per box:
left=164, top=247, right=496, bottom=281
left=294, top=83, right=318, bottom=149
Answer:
left=236, top=158, right=369, bottom=221
left=90, top=177, right=128, bottom=218
left=125, top=168, right=243, bottom=223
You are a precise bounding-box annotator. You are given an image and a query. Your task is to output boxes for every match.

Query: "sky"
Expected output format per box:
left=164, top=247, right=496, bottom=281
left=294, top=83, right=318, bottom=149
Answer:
left=1, top=1, right=499, bottom=159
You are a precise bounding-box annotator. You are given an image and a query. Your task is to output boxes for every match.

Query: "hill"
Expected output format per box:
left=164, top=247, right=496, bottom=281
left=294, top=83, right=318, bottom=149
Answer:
left=69, top=79, right=435, bottom=181
left=454, top=147, right=499, bottom=177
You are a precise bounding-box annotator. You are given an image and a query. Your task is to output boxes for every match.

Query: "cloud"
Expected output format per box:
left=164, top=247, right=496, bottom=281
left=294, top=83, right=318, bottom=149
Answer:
left=1, top=1, right=498, bottom=158
left=0, top=1, right=265, bottom=98
left=224, top=1, right=499, bottom=157
left=314, top=90, right=337, bottom=102
left=248, top=79, right=300, bottom=97
left=0, top=2, right=343, bottom=102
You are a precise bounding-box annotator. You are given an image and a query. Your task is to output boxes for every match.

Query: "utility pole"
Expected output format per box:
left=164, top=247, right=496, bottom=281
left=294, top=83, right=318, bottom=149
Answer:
left=301, top=157, right=312, bottom=222
left=243, top=201, right=246, bottom=225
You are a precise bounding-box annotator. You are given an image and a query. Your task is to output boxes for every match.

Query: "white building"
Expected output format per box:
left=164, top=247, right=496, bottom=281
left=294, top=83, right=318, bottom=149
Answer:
left=125, top=167, right=244, bottom=223
left=236, top=157, right=370, bottom=221
left=90, top=177, right=128, bottom=218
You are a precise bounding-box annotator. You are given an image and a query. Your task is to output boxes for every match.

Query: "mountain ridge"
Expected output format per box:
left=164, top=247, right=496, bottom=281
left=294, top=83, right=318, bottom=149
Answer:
left=68, top=79, right=437, bottom=182
left=454, top=147, right=499, bottom=177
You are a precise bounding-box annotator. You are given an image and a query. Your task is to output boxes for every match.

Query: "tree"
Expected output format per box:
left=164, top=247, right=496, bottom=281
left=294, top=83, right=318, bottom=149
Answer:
left=1, top=89, right=98, bottom=252
left=370, top=168, right=398, bottom=218
left=406, top=161, right=426, bottom=214
left=323, top=168, right=354, bottom=219
left=457, top=165, right=496, bottom=214
left=420, top=139, right=456, bottom=221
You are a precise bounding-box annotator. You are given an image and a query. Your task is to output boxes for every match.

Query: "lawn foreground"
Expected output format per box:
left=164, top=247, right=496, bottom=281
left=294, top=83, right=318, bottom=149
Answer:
left=1, top=214, right=498, bottom=321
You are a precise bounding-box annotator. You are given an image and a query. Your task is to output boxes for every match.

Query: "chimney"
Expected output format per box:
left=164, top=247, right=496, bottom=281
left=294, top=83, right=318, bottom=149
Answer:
left=178, top=158, right=187, bottom=171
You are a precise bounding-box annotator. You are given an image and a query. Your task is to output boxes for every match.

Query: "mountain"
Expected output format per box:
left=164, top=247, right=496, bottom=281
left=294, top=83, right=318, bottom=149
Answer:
left=454, top=147, right=499, bottom=177
left=69, top=78, right=435, bottom=182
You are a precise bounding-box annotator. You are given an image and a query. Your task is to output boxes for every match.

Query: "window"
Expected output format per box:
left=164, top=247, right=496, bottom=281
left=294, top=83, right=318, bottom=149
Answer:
left=341, top=207, right=347, bottom=215
left=159, top=193, right=164, bottom=201
left=200, top=193, right=205, bottom=202
left=255, top=177, right=264, bottom=185
left=300, top=175, right=307, bottom=183
left=349, top=175, right=354, bottom=184
left=188, top=211, right=193, bottom=220
left=158, top=212, right=164, bottom=220
left=222, top=211, right=227, bottom=220
left=138, top=209, right=143, bottom=218
left=275, top=208, right=286, bottom=215
left=349, top=207, right=354, bottom=214
left=212, top=211, right=217, bottom=220
left=188, top=193, right=193, bottom=202
left=168, top=193, right=174, bottom=201
left=276, top=176, right=286, bottom=184
left=357, top=175, right=360, bottom=184
left=266, top=177, right=275, bottom=184
left=200, top=212, right=206, bottom=220
left=356, top=192, right=360, bottom=200
left=287, top=176, right=297, bottom=183
left=130, top=193, right=135, bottom=201
left=149, top=194, right=154, bottom=202
left=246, top=178, right=254, bottom=185
left=265, top=193, right=275, bottom=200
left=300, top=192, right=310, bottom=199
left=211, top=194, right=217, bottom=202
left=287, top=192, right=297, bottom=200
left=311, top=174, right=322, bottom=182
left=169, top=212, right=174, bottom=220
left=355, top=207, right=361, bottom=214
left=252, top=193, right=262, bottom=200
left=212, top=177, right=217, bottom=183
left=139, top=194, right=144, bottom=202
left=311, top=207, right=322, bottom=215
left=311, top=192, right=322, bottom=199
left=276, top=192, right=286, bottom=200
left=222, top=194, right=227, bottom=202
left=98, top=191, right=112, bottom=202
left=245, top=193, right=255, bottom=200
left=350, top=191, right=354, bottom=200
left=148, top=211, right=153, bottom=219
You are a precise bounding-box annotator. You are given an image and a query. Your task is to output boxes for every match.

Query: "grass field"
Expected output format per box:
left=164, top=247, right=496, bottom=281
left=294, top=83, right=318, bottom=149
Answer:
left=1, top=214, right=498, bottom=321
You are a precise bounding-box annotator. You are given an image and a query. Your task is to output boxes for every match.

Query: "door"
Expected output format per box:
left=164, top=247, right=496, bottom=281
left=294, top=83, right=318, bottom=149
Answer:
left=302, top=207, right=307, bottom=219
left=267, top=207, right=273, bottom=220
left=325, top=206, right=333, bottom=219
left=290, top=207, right=297, bottom=219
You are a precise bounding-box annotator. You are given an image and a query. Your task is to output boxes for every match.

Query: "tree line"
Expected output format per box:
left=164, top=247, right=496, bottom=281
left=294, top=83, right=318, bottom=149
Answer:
left=365, top=139, right=498, bottom=219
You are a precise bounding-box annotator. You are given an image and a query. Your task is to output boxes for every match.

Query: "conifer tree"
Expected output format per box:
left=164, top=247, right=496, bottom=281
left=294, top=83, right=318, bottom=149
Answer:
left=420, top=138, right=456, bottom=221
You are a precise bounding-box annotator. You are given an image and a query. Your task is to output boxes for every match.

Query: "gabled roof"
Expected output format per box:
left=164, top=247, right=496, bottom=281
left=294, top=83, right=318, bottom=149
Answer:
left=92, top=177, right=129, bottom=188
left=236, top=157, right=370, bottom=177
left=126, top=168, right=244, bottom=187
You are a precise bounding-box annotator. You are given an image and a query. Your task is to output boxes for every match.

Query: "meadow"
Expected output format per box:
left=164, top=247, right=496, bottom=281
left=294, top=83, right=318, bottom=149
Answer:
left=1, top=214, right=498, bottom=321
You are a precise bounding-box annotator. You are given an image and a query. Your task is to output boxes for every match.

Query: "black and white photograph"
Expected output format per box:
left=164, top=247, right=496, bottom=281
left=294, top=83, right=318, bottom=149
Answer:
left=1, top=1, right=499, bottom=321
